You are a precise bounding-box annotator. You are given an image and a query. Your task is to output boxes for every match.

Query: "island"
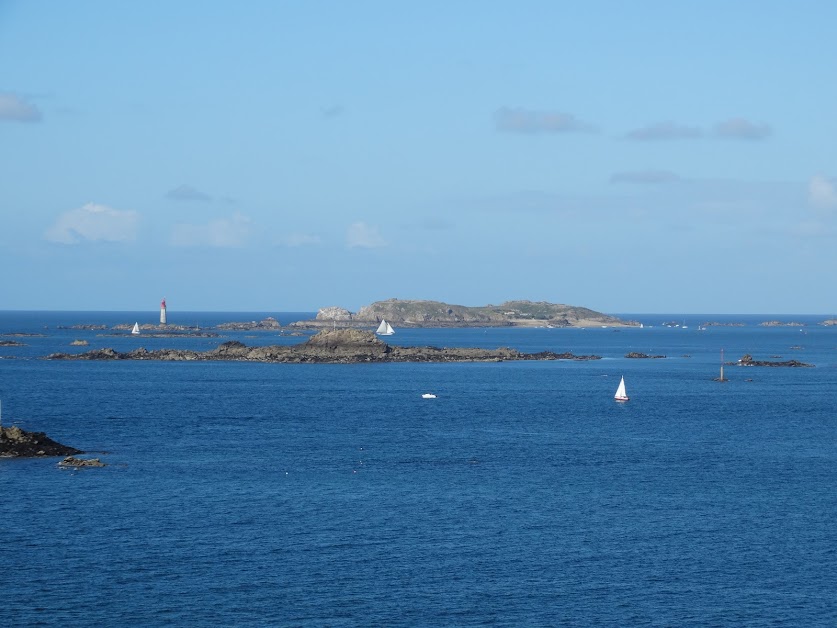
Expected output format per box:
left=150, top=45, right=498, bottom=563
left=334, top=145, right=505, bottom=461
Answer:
left=0, top=340, right=26, bottom=347
left=736, top=354, right=813, bottom=367
left=46, top=329, right=602, bottom=364
left=294, top=299, right=637, bottom=329
left=625, top=352, right=666, bottom=359
left=0, top=425, right=83, bottom=458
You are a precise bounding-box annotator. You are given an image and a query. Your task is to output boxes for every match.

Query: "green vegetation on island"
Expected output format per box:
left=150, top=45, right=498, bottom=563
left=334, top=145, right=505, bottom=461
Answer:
left=309, top=299, right=635, bottom=328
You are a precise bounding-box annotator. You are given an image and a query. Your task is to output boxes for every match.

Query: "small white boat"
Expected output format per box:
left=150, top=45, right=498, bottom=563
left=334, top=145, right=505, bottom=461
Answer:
left=131, top=322, right=140, bottom=335
left=614, top=376, right=629, bottom=402
left=421, top=393, right=437, bottom=399
left=376, top=319, right=395, bottom=336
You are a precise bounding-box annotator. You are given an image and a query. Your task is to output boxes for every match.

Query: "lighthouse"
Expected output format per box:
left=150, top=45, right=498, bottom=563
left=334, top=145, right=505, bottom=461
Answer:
left=160, top=298, right=167, bottom=325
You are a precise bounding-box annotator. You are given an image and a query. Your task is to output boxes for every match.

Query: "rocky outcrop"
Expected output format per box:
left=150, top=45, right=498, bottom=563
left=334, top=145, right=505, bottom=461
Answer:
left=737, top=354, right=813, bottom=367
left=759, top=321, right=806, bottom=327
left=316, top=307, right=353, bottom=321
left=216, top=317, right=281, bottom=331
left=70, top=339, right=89, bottom=346
left=821, top=319, right=837, bottom=327
left=626, top=352, right=666, bottom=359
left=0, top=426, right=83, bottom=458
left=46, top=329, right=602, bottom=364
left=0, top=340, right=25, bottom=347
left=58, top=456, right=106, bottom=468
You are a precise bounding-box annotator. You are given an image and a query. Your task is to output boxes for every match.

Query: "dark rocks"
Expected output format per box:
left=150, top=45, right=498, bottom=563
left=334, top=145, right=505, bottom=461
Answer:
left=48, top=347, right=121, bottom=360
left=215, top=317, right=281, bottom=331
left=625, top=352, right=666, bottom=359
left=0, top=340, right=26, bottom=347
left=738, top=354, right=813, bottom=367
left=0, top=426, right=83, bottom=458
left=44, top=329, right=602, bottom=365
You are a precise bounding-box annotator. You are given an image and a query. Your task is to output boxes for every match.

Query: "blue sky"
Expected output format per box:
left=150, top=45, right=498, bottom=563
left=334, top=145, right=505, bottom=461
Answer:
left=2, top=1, right=836, bottom=314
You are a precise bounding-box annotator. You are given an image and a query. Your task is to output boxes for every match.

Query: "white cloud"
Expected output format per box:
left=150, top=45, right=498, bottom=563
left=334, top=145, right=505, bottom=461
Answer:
left=714, top=118, right=771, bottom=140
left=346, top=222, right=387, bottom=249
left=166, top=184, right=212, bottom=202
left=626, top=121, right=702, bottom=141
left=44, top=203, right=139, bottom=244
left=808, top=174, right=837, bottom=211
left=170, top=212, right=251, bottom=247
left=0, top=92, right=42, bottom=122
left=494, top=107, right=595, bottom=133
left=281, top=232, right=322, bottom=247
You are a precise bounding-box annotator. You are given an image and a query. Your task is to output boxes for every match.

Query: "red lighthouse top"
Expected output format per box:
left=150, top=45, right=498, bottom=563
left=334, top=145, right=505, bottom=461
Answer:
left=161, top=298, right=166, bottom=309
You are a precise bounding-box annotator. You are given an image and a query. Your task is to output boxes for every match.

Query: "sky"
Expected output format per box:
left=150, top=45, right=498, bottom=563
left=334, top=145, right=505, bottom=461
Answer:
left=1, top=1, right=836, bottom=314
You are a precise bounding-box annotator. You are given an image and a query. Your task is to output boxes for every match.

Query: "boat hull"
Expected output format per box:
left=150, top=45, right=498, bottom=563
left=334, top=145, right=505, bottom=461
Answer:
left=614, top=396, right=629, bottom=402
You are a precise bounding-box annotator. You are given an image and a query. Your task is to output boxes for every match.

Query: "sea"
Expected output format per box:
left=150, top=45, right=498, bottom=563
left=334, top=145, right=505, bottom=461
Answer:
left=1, top=311, right=835, bottom=626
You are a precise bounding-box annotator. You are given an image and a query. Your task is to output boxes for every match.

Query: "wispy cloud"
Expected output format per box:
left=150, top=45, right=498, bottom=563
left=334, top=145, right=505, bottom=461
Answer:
left=170, top=212, right=251, bottom=247
left=280, top=232, right=322, bottom=247
left=0, top=92, right=42, bottom=122
left=494, top=107, right=596, bottom=134
left=321, top=105, right=345, bottom=119
left=166, top=184, right=212, bottom=202
left=714, top=117, right=771, bottom=140
left=626, top=121, right=702, bottom=141
left=44, top=203, right=139, bottom=244
left=610, top=170, right=680, bottom=184
left=346, top=222, right=387, bottom=249
left=808, top=174, right=837, bottom=211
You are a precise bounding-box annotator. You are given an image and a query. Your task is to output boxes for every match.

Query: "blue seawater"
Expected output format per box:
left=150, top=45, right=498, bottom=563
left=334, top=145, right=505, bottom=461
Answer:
left=1, top=312, right=836, bottom=626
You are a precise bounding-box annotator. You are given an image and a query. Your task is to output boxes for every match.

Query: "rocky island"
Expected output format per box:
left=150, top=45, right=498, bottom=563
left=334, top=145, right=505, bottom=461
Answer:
left=0, top=425, right=83, bottom=458
left=736, top=354, right=813, bottom=367
left=295, top=299, right=636, bottom=329
left=46, top=329, right=602, bottom=364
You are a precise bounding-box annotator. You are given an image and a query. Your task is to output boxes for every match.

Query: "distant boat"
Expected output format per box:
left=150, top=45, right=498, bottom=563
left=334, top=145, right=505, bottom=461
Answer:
left=614, top=376, right=629, bottom=402
left=421, top=393, right=437, bottom=399
left=131, top=322, right=140, bottom=335
left=376, top=319, right=395, bottom=336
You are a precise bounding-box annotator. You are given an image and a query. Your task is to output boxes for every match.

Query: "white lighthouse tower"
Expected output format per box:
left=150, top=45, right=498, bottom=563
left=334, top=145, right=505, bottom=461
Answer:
left=160, top=298, right=167, bottom=325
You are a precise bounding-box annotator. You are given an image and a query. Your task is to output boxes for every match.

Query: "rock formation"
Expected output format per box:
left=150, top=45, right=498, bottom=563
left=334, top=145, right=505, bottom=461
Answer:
left=0, top=426, right=83, bottom=458
left=46, top=329, right=602, bottom=364
left=625, top=352, right=666, bottom=359
left=316, top=306, right=353, bottom=321
left=737, top=354, right=813, bottom=367
left=216, top=317, right=281, bottom=331
left=58, top=456, right=106, bottom=468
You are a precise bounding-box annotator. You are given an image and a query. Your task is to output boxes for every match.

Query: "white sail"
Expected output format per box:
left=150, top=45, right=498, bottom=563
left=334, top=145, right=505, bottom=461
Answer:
left=131, top=322, right=140, bottom=335
left=376, top=319, right=395, bottom=335
left=614, top=376, right=628, bottom=401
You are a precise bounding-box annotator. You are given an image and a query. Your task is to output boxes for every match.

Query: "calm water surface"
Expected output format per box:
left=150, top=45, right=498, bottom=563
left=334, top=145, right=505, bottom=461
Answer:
left=1, top=312, right=835, bottom=625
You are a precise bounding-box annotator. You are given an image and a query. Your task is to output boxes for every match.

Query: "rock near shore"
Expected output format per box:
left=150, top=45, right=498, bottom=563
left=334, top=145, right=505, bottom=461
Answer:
left=0, top=426, right=83, bottom=458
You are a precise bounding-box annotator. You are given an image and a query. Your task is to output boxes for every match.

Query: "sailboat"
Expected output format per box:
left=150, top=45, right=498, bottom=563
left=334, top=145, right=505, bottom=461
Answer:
left=131, top=322, right=140, bottom=335
left=375, top=319, right=395, bottom=336
left=614, top=376, right=629, bottom=402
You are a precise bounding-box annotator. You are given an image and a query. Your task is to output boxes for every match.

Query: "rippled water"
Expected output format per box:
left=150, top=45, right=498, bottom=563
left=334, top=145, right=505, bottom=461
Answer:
left=1, top=313, right=835, bottom=625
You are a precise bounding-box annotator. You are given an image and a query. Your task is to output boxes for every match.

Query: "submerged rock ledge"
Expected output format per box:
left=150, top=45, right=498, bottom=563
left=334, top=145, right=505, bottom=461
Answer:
left=46, top=329, right=602, bottom=364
